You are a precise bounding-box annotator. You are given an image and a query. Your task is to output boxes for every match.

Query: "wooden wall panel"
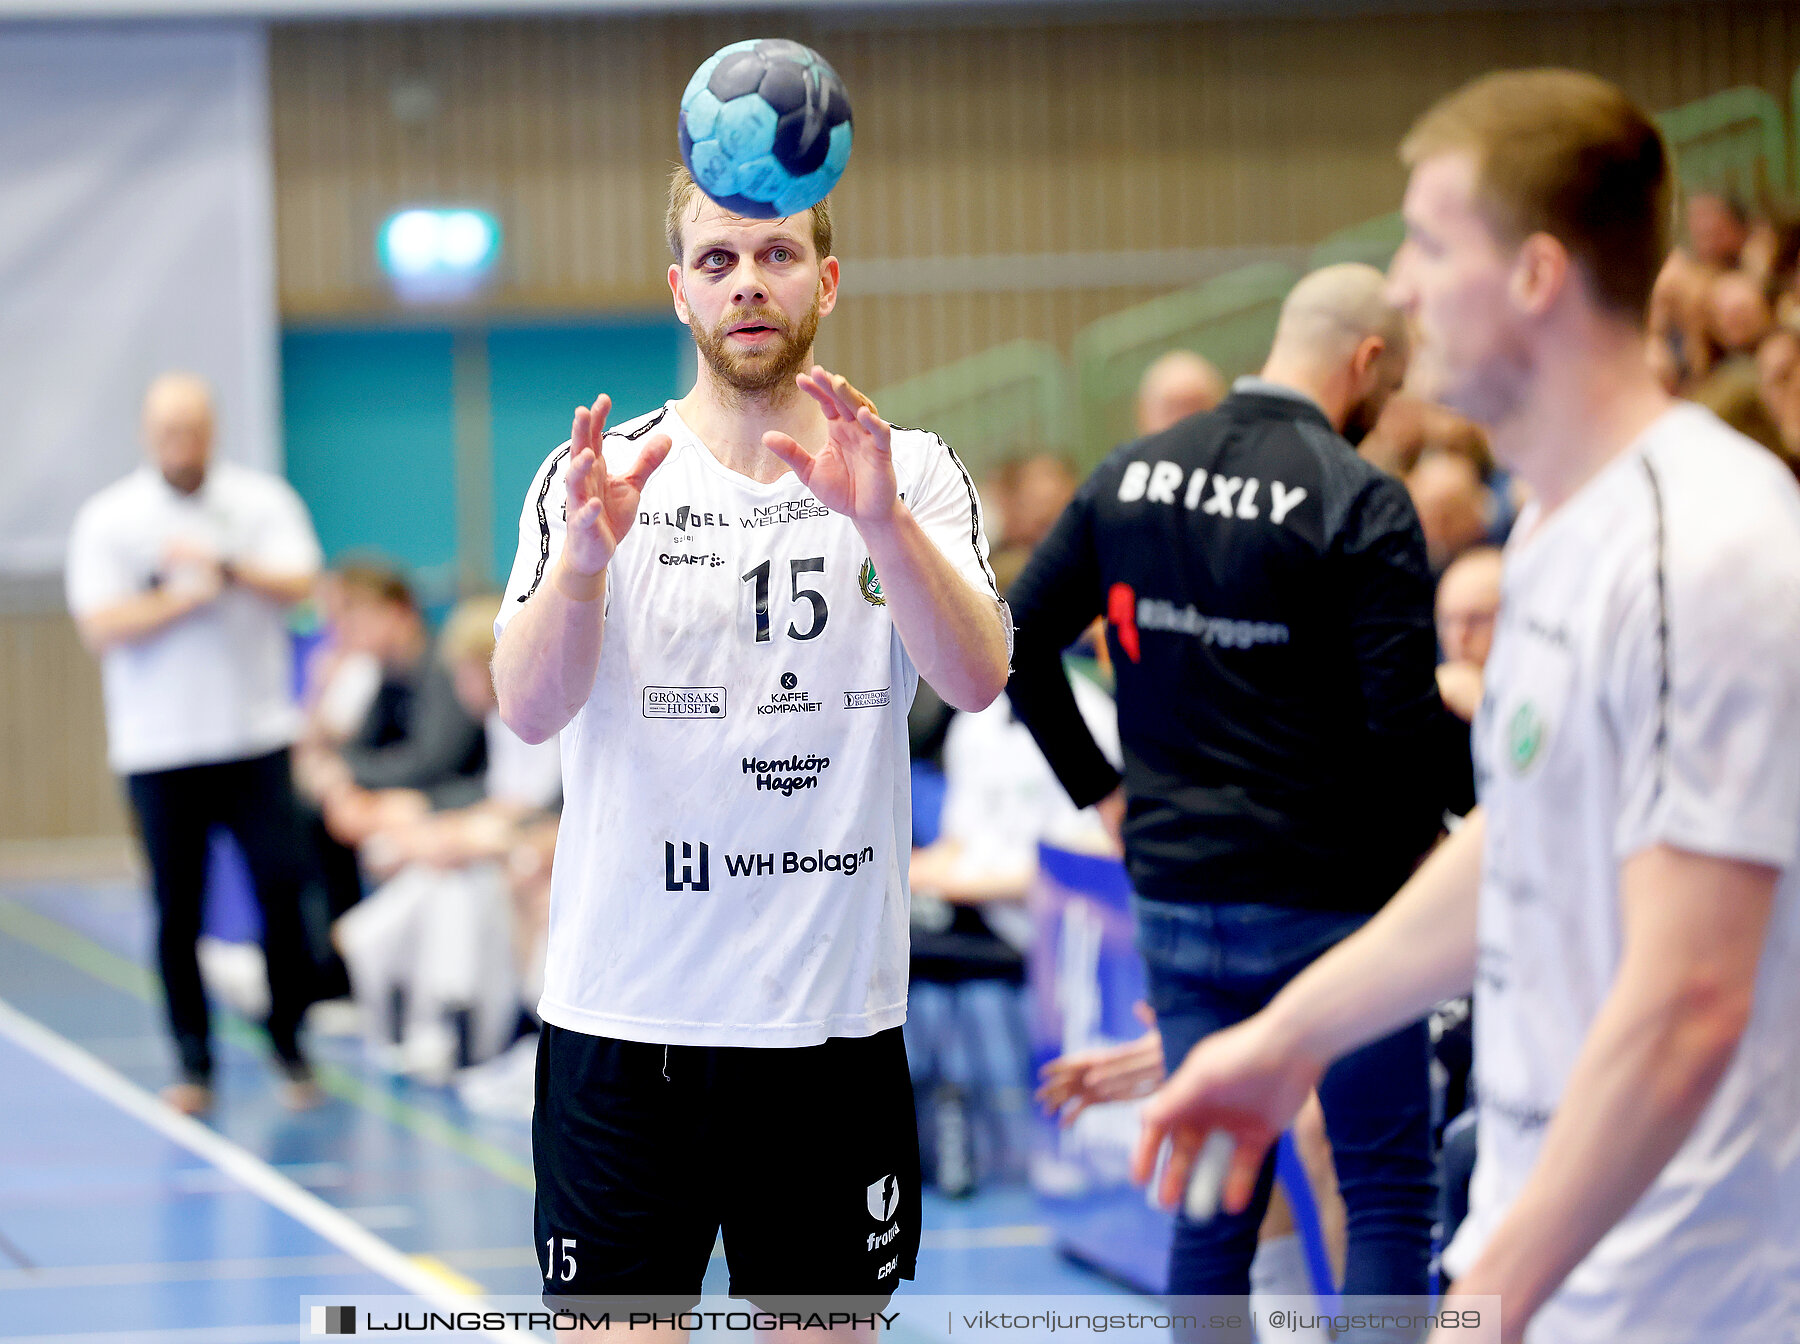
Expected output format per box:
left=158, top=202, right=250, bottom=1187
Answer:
left=270, top=4, right=1800, bottom=389
left=0, top=605, right=127, bottom=842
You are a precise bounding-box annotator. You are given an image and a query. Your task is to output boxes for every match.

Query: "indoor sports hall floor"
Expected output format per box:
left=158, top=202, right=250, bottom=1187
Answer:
left=0, top=874, right=1138, bottom=1342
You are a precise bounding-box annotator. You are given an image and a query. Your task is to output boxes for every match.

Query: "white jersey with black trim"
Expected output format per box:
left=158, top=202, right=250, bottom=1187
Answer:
left=1444, top=405, right=1800, bottom=1342
left=498, top=402, right=998, bottom=1048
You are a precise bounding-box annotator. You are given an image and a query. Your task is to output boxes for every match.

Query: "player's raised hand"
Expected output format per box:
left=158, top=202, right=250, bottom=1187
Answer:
left=560, top=394, right=672, bottom=577
left=762, top=366, right=898, bottom=524
left=1130, top=1014, right=1321, bottom=1216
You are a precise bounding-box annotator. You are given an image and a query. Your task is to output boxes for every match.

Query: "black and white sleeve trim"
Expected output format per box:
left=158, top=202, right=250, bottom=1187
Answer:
left=516, top=407, right=671, bottom=605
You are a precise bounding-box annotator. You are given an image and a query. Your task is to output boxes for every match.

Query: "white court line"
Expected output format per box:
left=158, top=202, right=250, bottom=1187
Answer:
left=0, top=997, right=537, bottom=1344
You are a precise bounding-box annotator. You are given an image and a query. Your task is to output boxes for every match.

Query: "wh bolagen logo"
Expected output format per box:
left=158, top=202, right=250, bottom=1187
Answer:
left=665, top=840, right=875, bottom=889
left=666, top=841, right=711, bottom=891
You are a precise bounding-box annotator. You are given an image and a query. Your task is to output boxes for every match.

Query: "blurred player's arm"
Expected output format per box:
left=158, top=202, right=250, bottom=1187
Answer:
left=1134, top=811, right=1483, bottom=1213
left=1336, top=475, right=1470, bottom=849
left=1442, top=846, right=1774, bottom=1341
left=74, top=583, right=220, bottom=653
left=494, top=394, right=671, bottom=744
left=765, top=367, right=1009, bottom=710
left=1004, top=483, right=1119, bottom=810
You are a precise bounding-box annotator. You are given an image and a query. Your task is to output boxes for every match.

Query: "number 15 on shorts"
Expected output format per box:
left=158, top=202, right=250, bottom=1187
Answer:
left=546, top=1236, right=577, bottom=1282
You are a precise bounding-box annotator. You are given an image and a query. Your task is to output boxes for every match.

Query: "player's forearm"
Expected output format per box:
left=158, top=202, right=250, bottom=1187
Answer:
left=858, top=506, right=1008, bottom=711
left=75, top=588, right=208, bottom=653
left=226, top=559, right=316, bottom=605
left=1456, top=896, right=1760, bottom=1321
left=493, top=557, right=607, bottom=744
left=1266, top=811, right=1484, bottom=1064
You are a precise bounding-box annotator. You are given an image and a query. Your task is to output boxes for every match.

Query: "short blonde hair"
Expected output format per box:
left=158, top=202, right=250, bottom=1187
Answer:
left=665, top=165, right=833, bottom=263
left=1401, top=69, right=1671, bottom=322
left=439, top=593, right=502, bottom=667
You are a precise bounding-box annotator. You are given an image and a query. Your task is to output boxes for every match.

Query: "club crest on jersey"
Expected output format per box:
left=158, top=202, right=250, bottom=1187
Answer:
left=859, top=557, right=885, bottom=606
left=1507, top=701, right=1547, bottom=773
left=867, top=1174, right=899, bottom=1221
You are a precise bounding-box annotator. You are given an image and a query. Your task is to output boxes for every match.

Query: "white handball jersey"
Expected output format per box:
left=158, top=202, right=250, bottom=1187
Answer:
left=66, top=463, right=322, bottom=775
left=1444, top=405, right=1800, bottom=1343
left=498, top=403, right=999, bottom=1047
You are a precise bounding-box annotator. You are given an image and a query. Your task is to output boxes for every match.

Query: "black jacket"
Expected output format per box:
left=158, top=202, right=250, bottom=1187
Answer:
left=1007, top=386, right=1465, bottom=913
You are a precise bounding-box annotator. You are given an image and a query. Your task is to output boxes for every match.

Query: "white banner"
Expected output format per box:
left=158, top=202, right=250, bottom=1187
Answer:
left=0, top=22, right=277, bottom=575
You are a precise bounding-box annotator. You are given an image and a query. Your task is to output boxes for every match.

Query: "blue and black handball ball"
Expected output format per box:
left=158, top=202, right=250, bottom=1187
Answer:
left=679, top=39, right=853, bottom=220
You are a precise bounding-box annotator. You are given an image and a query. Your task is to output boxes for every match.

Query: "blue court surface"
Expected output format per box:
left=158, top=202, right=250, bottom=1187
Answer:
left=0, top=878, right=1141, bottom=1342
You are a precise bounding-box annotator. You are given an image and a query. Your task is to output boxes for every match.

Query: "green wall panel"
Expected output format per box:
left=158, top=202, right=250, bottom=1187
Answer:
left=281, top=328, right=459, bottom=579
left=487, top=318, right=688, bottom=584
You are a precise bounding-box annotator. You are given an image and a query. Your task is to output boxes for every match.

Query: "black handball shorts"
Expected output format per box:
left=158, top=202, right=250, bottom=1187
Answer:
left=534, top=1021, right=921, bottom=1312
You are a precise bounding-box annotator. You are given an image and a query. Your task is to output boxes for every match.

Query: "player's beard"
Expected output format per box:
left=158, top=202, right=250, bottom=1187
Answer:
left=693, top=294, right=822, bottom=403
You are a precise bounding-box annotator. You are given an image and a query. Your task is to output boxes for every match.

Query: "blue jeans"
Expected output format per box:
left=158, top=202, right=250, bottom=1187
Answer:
left=1136, top=897, right=1436, bottom=1342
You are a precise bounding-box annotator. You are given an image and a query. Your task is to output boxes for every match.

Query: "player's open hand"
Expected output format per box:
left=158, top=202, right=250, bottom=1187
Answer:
left=561, top=394, right=672, bottom=577
left=1036, top=1001, right=1165, bottom=1126
left=1130, top=1014, right=1322, bottom=1215
left=763, top=366, right=898, bottom=524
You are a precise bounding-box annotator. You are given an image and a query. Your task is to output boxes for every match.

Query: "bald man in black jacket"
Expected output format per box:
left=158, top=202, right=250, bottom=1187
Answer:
left=1009, top=264, right=1463, bottom=1336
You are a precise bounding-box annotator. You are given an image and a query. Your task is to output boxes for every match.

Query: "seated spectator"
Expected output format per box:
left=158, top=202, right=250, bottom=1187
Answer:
left=1433, top=545, right=1502, bottom=724
left=298, top=563, right=488, bottom=852
left=333, top=595, right=560, bottom=1082
left=1136, top=349, right=1226, bottom=435
left=1406, top=447, right=1496, bottom=575
left=984, top=452, right=1082, bottom=595
left=1756, top=324, right=1800, bottom=466
left=908, top=659, right=1119, bottom=1193
left=297, top=567, right=382, bottom=750
left=1685, top=189, right=1750, bottom=271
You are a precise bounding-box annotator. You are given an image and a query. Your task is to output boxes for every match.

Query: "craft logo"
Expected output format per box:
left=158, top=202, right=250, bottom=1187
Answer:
left=741, top=499, right=831, bottom=529
left=866, top=1174, right=899, bottom=1221
left=658, top=552, right=725, bottom=568
left=844, top=687, right=890, bottom=710
left=312, top=1305, right=356, bottom=1335
left=665, top=840, right=711, bottom=891
left=643, top=686, right=726, bottom=719
left=859, top=557, right=886, bottom=606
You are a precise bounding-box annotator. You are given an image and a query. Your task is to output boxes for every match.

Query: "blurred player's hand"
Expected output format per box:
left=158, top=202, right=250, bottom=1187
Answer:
left=1096, top=786, right=1127, bottom=854
left=560, top=393, right=673, bottom=579
left=1037, top=1001, right=1164, bottom=1125
left=764, top=366, right=897, bottom=524
left=1436, top=660, right=1484, bottom=722
left=1131, top=1012, right=1323, bottom=1215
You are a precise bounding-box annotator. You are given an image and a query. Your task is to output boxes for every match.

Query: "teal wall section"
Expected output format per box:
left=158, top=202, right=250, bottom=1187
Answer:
left=281, top=329, right=459, bottom=579
left=281, top=318, right=686, bottom=594
left=488, top=319, right=688, bottom=584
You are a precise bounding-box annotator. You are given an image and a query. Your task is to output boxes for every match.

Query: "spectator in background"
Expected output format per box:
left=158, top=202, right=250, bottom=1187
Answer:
left=1009, top=263, right=1460, bottom=1337
left=1707, top=269, right=1773, bottom=360
left=335, top=595, right=560, bottom=1082
left=1756, top=325, right=1800, bottom=463
left=984, top=452, right=1082, bottom=594
left=293, top=563, right=487, bottom=927
left=66, top=372, right=324, bottom=1115
left=1137, top=348, right=1227, bottom=435
left=1406, top=448, right=1496, bottom=575
left=1684, top=189, right=1750, bottom=271
left=1433, top=546, right=1502, bottom=724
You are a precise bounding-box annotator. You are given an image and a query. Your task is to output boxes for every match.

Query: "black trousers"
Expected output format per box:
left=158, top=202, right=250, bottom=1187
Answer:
left=125, top=747, right=316, bottom=1081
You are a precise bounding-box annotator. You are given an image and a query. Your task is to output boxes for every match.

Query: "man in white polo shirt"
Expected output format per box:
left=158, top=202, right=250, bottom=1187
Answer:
left=67, top=372, right=325, bottom=1114
left=1133, top=71, right=1800, bottom=1344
